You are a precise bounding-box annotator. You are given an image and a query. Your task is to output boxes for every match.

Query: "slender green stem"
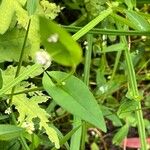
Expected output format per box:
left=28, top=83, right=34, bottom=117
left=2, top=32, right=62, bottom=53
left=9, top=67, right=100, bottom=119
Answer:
left=119, top=25, right=147, bottom=150
left=9, top=19, right=31, bottom=104
left=7, top=87, right=43, bottom=96
left=63, top=25, right=150, bottom=36
left=111, top=51, right=122, bottom=80
left=81, top=34, right=93, bottom=150
left=8, top=19, right=31, bottom=150
left=16, top=20, right=31, bottom=78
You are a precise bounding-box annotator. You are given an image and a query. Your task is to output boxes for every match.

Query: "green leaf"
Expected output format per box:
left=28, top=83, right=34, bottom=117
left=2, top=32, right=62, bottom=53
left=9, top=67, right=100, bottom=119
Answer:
left=13, top=94, right=60, bottom=149
left=125, top=10, right=150, bottom=31
left=39, top=16, right=82, bottom=67
left=0, top=64, right=42, bottom=96
left=0, top=28, right=32, bottom=63
left=102, top=43, right=125, bottom=53
left=0, top=69, right=3, bottom=89
left=113, top=124, right=129, bottom=145
left=117, top=98, right=138, bottom=119
left=42, top=71, right=106, bottom=132
left=72, top=7, right=112, bottom=40
left=0, top=0, right=15, bottom=34
left=27, top=0, right=39, bottom=16
left=0, top=124, right=24, bottom=140
left=0, top=0, right=28, bottom=34
left=124, top=0, right=136, bottom=9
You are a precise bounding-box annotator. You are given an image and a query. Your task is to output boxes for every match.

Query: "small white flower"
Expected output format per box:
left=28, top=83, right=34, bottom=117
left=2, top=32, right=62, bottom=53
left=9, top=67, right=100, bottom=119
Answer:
left=99, top=85, right=108, bottom=94
left=47, top=33, right=59, bottom=43
left=35, top=49, right=51, bottom=67
left=5, top=107, right=11, bottom=115
left=21, top=121, right=35, bottom=134
left=107, top=76, right=111, bottom=79
left=83, top=41, right=88, bottom=45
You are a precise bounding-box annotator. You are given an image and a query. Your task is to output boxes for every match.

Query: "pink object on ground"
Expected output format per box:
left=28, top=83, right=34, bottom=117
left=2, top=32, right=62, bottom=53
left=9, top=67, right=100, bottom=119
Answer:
left=122, top=138, right=150, bottom=149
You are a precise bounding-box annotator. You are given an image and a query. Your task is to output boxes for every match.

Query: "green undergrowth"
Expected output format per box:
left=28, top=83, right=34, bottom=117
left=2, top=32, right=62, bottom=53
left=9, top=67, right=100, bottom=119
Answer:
left=0, top=0, right=150, bottom=150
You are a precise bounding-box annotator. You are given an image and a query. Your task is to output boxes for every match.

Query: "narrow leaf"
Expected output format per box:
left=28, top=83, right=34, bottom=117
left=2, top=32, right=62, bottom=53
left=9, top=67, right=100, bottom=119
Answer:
left=42, top=71, right=106, bottom=132
left=125, top=10, right=150, bottom=31
left=52, top=126, right=81, bottom=150
left=39, top=17, right=82, bottom=67
left=113, top=124, right=129, bottom=145
left=0, top=124, right=24, bottom=141
left=102, top=43, right=125, bottom=53
left=72, top=8, right=112, bottom=40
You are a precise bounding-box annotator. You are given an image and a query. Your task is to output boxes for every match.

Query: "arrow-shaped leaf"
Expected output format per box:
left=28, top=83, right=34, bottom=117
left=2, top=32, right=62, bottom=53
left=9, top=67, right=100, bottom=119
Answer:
left=42, top=71, right=106, bottom=132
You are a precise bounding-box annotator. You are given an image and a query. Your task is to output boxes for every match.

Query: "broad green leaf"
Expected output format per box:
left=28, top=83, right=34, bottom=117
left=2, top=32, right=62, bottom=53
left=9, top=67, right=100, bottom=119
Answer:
left=0, top=0, right=15, bottom=34
left=0, top=69, right=3, bottom=89
left=39, top=16, right=82, bottom=67
left=0, top=124, right=24, bottom=140
left=42, top=71, right=106, bottom=132
left=13, top=94, right=60, bottom=149
left=27, top=0, right=39, bottom=16
left=125, top=10, right=150, bottom=31
left=0, top=0, right=28, bottom=34
left=0, top=28, right=32, bottom=63
left=113, top=124, right=129, bottom=145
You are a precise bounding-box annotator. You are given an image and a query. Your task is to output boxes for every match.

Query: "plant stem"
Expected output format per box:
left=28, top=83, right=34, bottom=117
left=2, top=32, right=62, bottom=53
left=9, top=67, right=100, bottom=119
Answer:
left=9, top=19, right=31, bottom=104
left=64, top=25, right=150, bottom=36
left=81, top=34, right=93, bottom=150
left=111, top=51, right=122, bottom=80
left=7, top=87, right=43, bottom=96
left=119, top=26, right=147, bottom=150
left=9, top=19, right=31, bottom=150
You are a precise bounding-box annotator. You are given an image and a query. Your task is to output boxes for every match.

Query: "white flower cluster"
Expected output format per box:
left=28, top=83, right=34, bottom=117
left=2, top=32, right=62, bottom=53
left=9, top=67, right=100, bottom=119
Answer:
left=21, top=121, right=35, bottom=134
left=35, top=49, right=51, bottom=68
left=5, top=107, right=12, bottom=115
